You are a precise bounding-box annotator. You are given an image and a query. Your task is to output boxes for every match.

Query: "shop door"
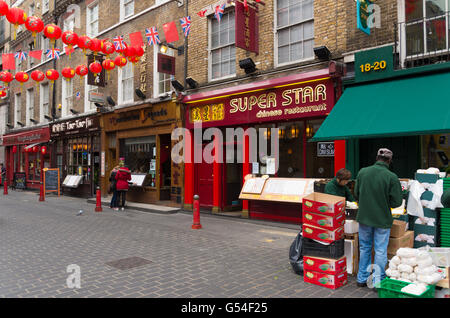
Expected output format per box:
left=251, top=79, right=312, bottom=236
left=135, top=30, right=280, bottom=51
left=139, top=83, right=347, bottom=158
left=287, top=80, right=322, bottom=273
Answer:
left=195, top=160, right=214, bottom=207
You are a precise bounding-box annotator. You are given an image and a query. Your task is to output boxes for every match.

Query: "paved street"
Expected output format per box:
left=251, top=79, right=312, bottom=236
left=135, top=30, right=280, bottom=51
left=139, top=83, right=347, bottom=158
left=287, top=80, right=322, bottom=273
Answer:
left=0, top=189, right=377, bottom=299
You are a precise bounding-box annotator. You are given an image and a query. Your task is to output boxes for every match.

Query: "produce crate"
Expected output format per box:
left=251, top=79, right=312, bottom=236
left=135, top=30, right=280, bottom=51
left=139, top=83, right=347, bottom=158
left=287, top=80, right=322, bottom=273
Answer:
left=376, top=278, right=435, bottom=298
left=302, top=237, right=345, bottom=259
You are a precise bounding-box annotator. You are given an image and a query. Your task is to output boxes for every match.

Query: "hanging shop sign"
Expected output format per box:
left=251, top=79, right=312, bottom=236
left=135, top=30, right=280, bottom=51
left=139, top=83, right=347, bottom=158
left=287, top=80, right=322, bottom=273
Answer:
left=355, top=45, right=394, bottom=83
left=186, top=78, right=334, bottom=129
left=357, top=0, right=372, bottom=35
left=87, top=54, right=106, bottom=87
left=157, top=53, right=175, bottom=75
left=51, top=116, right=100, bottom=137
left=235, top=1, right=259, bottom=54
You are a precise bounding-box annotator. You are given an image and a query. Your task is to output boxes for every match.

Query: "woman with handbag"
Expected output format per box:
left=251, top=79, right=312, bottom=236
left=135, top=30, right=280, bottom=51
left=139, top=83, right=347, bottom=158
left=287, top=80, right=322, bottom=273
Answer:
left=115, top=162, right=131, bottom=211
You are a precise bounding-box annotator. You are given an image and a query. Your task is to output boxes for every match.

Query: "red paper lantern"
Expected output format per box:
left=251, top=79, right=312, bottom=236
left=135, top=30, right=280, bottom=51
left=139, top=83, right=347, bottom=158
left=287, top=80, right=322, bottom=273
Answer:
left=89, top=38, right=103, bottom=55
left=0, top=90, right=6, bottom=98
left=128, top=55, right=140, bottom=65
left=62, top=67, right=76, bottom=81
left=41, top=146, right=47, bottom=155
left=46, top=69, right=59, bottom=90
left=124, top=46, right=137, bottom=58
left=135, top=46, right=145, bottom=57
left=102, top=59, right=115, bottom=80
left=89, top=61, right=102, bottom=75
left=78, top=35, right=92, bottom=55
left=6, top=7, right=27, bottom=40
left=0, top=71, right=14, bottom=86
left=61, top=31, right=79, bottom=58
left=101, top=41, right=115, bottom=57
left=76, top=65, right=89, bottom=77
left=25, top=16, right=44, bottom=41
left=0, top=1, right=9, bottom=16
left=23, top=146, right=29, bottom=153
left=12, top=145, right=17, bottom=154
left=15, top=71, right=29, bottom=85
left=31, top=70, right=45, bottom=83
left=114, top=55, right=128, bottom=68
left=32, top=146, right=39, bottom=153
left=43, top=24, right=62, bottom=47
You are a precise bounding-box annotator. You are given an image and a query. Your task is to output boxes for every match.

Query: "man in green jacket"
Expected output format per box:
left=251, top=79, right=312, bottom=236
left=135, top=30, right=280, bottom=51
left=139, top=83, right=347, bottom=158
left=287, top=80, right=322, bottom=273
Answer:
left=324, top=168, right=355, bottom=202
left=354, top=148, right=403, bottom=289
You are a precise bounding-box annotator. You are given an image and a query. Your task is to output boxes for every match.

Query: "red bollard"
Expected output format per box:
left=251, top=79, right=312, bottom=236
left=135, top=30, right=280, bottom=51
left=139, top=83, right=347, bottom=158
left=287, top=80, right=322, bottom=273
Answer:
left=39, top=182, right=45, bottom=201
left=3, top=177, right=7, bottom=195
left=192, top=194, right=202, bottom=229
left=95, top=186, right=102, bottom=212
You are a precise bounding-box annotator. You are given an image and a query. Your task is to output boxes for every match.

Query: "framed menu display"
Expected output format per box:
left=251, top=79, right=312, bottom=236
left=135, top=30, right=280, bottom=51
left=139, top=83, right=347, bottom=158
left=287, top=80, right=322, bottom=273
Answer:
left=63, top=175, right=83, bottom=188
left=130, top=174, right=148, bottom=187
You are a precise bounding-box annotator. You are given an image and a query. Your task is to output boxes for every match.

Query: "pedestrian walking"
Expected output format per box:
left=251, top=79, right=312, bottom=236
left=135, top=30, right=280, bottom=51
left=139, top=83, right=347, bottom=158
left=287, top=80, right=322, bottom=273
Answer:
left=354, top=148, right=403, bottom=288
left=324, top=168, right=355, bottom=202
left=115, top=162, right=131, bottom=211
left=109, top=166, right=120, bottom=210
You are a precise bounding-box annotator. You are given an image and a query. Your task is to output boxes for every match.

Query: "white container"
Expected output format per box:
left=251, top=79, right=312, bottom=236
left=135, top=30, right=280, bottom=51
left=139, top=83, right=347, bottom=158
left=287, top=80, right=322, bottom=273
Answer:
left=344, top=220, right=359, bottom=234
left=427, top=247, right=450, bottom=267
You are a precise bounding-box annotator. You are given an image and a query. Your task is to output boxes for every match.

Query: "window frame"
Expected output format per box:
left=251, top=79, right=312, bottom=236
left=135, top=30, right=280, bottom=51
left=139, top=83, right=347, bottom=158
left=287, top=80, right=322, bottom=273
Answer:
left=86, top=1, right=99, bottom=38
left=118, top=62, right=134, bottom=104
left=61, top=78, right=73, bottom=118
left=153, top=44, right=174, bottom=97
left=42, top=0, right=50, bottom=14
left=274, top=0, right=315, bottom=68
left=208, top=9, right=237, bottom=82
left=15, top=93, right=22, bottom=128
left=120, top=0, right=134, bottom=22
left=84, top=76, right=98, bottom=113
left=39, top=83, right=50, bottom=123
left=26, top=88, right=35, bottom=126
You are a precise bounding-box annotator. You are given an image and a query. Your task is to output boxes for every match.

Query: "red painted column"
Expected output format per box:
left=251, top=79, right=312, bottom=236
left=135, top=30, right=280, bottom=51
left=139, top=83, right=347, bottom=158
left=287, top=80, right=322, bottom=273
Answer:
left=184, top=129, right=194, bottom=209
left=242, top=130, right=250, bottom=217
left=334, top=140, right=346, bottom=174
left=212, top=136, right=221, bottom=213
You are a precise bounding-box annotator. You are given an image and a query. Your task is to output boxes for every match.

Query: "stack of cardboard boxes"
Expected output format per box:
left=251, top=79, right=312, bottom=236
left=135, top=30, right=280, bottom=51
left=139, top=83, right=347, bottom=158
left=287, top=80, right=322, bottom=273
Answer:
left=387, top=219, right=414, bottom=259
left=302, top=193, right=348, bottom=289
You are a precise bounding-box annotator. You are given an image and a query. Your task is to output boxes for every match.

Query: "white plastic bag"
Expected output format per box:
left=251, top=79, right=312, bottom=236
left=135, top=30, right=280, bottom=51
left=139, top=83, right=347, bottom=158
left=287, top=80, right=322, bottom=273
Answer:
left=391, top=255, right=401, bottom=265
left=397, top=248, right=417, bottom=258
left=428, top=179, right=444, bottom=210
left=398, top=264, right=414, bottom=273
left=389, top=261, right=398, bottom=270
left=416, top=265, right=438, bottom=276
left=407, top=181, right=425, bottom=219
left=417, top=256, right=433, bottom=268
left=402, top=257, right=418, bottom=267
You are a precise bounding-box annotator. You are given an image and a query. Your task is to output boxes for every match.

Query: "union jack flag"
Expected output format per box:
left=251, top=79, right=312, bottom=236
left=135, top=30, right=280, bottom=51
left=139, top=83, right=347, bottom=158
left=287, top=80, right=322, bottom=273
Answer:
left=113, top=35, right=126, bottom=51
left=14, top=51, right=28, bottom=62
left=46, top=48, right=61, bottom=60
left=145, top=27, right=161, bottom=46
left=179, top=16, right=191, bottom=37
left=215, top=3, right=226, bottom=22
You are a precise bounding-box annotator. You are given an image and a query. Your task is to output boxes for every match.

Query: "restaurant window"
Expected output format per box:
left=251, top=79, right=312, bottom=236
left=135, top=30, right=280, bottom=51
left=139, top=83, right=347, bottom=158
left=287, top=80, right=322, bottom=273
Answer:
left=210, top=10, right=236, bottom=80
left=404, top=0, right=449, bottom=57
left=120, top=136, right=156, bottom=174
left=56, top=140, right=64, bottom=178
left=67, top=137, right=92, bottom=183
left=276, top=0, right=314, bottom=66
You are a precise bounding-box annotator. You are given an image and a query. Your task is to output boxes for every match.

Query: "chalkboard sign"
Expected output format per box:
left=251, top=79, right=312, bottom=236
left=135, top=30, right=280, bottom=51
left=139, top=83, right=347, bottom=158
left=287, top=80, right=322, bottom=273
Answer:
left=43, top=168, right=60, bottom=196
left=13, top=172, right=27, bottom=190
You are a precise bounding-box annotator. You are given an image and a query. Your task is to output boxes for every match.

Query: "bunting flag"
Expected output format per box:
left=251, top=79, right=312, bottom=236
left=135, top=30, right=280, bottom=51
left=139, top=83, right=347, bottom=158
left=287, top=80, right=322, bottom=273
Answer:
left=113, top=35, right=126, bottom=51
left=14, top=51, right=28, bottom=62
left=129, top=31, right=144, bottom=48
left=215, top=3, right=226, bottom=22
left=145, top=27, right=161, bottom=46
left=197, top=9, right=207, bottom=17
left=2, top=53, right=15, bottom=70
left=28, top=50, right=43, bottom=60
left=46, top=48, right=61, bottom=60
left=179, top=16, right=191, bottom=37
left=163, top=21, right=179, bottom=43
left=76, top=92, right=81, bottom=100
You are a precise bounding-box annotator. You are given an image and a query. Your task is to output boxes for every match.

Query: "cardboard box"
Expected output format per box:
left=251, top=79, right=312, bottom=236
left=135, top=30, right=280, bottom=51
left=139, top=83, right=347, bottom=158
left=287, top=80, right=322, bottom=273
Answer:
left=344, top=220, right=359, bottom=234
left=345, top=238, right=359, bottom=275
left=390, top=220, right=408, bottom=238
left=304, top=270, right=348, bottom=290
left=437, top=267, right=450, bottom=289
left=302, top=192, right=345, bottom=217
left=303, top=256, right=347, bottom=275
left=303, top=211, right=345, bottom=230
left=302, top=224, right=345, bottom=244
left=387, top=230, right=414, bottom=255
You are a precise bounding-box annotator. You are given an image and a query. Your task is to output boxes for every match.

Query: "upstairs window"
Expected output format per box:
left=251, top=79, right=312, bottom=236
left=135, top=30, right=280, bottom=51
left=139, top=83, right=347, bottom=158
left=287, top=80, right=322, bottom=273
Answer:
left=210, top=10, right=236, bottom=81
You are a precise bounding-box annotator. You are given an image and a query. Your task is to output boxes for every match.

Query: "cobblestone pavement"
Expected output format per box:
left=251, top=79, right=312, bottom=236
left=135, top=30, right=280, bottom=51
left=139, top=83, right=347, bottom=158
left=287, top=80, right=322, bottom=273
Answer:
left=0, top=190, right=377, bottom=298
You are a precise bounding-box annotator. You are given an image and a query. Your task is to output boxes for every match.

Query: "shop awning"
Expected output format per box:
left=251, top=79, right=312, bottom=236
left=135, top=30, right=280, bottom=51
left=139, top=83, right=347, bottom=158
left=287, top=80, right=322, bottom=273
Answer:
left=311, top=71, right=450, bottom=141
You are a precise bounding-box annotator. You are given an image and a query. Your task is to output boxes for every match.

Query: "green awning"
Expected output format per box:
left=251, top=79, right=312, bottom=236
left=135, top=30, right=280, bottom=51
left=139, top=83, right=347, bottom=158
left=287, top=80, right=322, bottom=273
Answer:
left=311, top=71, right=450, bottom=141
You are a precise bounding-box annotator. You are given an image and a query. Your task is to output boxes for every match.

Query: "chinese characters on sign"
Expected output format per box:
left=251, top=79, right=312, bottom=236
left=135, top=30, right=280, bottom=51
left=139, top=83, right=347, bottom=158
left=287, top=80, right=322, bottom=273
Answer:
left=190, top=104, right=225, bottom=123
left=140, top=45, right=148, bottom=93
left=235, top=1, right=259, bottom=54
left=317, top=142, right=335, bottom=157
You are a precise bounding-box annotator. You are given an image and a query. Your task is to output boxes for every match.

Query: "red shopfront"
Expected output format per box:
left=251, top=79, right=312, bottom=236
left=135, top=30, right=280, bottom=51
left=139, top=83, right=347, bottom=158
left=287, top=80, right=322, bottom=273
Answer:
left=182, top=67, right=346, bottom=223
left=2, top=127, right=51, bottom=190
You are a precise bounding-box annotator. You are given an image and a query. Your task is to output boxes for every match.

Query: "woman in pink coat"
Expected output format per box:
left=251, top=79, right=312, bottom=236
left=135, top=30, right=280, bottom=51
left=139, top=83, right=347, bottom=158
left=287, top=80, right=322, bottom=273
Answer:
left=115, top=164, right=131, bottom=211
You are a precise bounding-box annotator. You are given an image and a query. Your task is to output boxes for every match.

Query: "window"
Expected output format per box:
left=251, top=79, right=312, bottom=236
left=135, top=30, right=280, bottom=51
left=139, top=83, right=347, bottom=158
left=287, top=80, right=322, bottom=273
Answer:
left=118, top=62, right=134, bottom=103
left=42, top=0, right=49, bottom=14
left=403, top=0, right=449, bottom=57
left=26, top=88, right=35, bottom=126
left=40, top=83, right=50, bottom=123
left=15, top=93, right=21, bottom=127
left=64, top=15, right=75, bottom=32
left=62, top=78, right=73, bottom=117
left=276, top=0, right=314, bottom=66
left=29, top=3, right=35, bottom=17
left=86, top=3, right=99, bottom=37
left=154, top=45, right=174, bottom=97
left=0, top=16, right=5, bottom=43
left=41, top=34, right=50, bottom=62
left=210, top=10, right=236, bottom=80
left=27, top=41, right=35, bottom=69
left=120, top=0, right=134, bottom=21
left=85, top=77, right=98, bottom=112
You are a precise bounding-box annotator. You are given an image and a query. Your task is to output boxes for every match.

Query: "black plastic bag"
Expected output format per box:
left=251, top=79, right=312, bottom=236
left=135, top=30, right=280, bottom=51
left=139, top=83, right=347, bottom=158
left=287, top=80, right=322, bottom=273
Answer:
left=289, top=230, right=304, bottom=275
